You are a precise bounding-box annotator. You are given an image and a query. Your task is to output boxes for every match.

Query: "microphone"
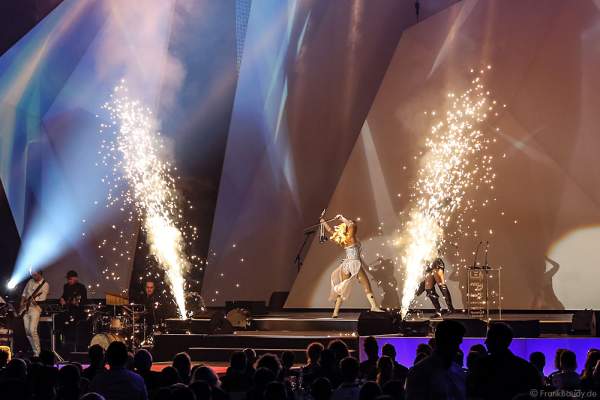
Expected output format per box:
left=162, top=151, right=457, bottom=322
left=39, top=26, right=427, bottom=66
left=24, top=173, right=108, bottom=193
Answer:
left=483, top=241, right=490, bottom=269
left=472, top=241, right=483, bottom=269
left=320, top=208, right=327, bottom=219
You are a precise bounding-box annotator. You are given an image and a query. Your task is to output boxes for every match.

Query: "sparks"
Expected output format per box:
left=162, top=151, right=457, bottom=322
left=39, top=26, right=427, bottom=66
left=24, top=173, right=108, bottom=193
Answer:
left=100, top=82, right=192, bottom=318
left=399, top=68, right=499, bottom=317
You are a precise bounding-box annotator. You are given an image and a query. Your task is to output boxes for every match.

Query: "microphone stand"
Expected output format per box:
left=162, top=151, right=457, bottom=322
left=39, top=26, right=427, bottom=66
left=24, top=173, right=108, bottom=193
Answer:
left=293, top=229, right=316, bottom=272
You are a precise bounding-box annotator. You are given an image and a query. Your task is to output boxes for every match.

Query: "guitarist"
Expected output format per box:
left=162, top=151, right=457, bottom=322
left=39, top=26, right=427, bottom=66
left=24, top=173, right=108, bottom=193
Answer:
left=56, top=270, right=87, bottom=350
left=20, top=270, right=49, bottom=356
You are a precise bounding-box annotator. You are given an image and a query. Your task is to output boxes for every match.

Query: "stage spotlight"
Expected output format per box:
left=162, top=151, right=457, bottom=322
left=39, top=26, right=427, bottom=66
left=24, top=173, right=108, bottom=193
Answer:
left=7, top=279, right=17, bottom=290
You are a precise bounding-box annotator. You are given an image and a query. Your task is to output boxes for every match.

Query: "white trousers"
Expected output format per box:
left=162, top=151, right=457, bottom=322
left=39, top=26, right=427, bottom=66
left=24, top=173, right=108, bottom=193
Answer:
left=23, top=306, right=42, bottom=356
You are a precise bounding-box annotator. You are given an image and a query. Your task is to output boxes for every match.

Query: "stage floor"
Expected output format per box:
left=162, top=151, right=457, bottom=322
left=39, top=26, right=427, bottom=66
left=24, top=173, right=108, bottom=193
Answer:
left=150, top=309, right=587, bottom=363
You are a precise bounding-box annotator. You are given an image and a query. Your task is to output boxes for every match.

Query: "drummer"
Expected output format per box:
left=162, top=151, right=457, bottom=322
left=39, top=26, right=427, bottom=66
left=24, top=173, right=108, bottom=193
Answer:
left=139, top=280, right=160, bottom=327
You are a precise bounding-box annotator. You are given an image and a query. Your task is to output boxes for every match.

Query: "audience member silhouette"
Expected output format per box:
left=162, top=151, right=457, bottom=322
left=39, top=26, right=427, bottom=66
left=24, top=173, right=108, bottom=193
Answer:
left=319, top=349, right=342, bottom=388
left=264, top=381, right=288, bottom=400
left=359, top=381, right=381, bottom=400
left=550, top=349, right=580, bottom=389
left=375, top=356, right=394, bottom=387
left=173, top=352, right=193, bottom=384
left=170, top=383, right=197, bottom=400
left=247, top=367, right=277, bottom=400
left=56, top=363, right=81, bottom=400
left=311, top=377, right=332, bottom=400
left=328, top=339, right=350, bottom=364
left=581, top=349, right=600, bottom=390
left=221, top=351, right=252, bottom=393
left=381, top=343, right=408, bottom=385
left=381, top=380, right=404, bottom=400
left=134, top=349, right=161, bottom=394
left=302, top=342, right=324, bottom=386
left=467, top=322, right=541, bottom=399
left=359, top=336, right=379, bottom=381
left=89, top=341, right=148, bottom=400
left=405, top=319, right=467, bottom=400
left=331, top=357, right=361, bottom=400
left=83, top=345, right=107, bottom=381
left=529, top=351, right=546, bottom=381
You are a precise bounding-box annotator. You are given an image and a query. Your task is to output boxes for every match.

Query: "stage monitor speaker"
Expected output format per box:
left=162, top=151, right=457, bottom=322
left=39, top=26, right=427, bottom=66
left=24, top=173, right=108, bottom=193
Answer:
left=450, top=319, right=488, bottom=337
left=357, top=311, right=399, bottom=336
left=225, top=300, right=268, bottom=316
left=490, top=319, right=540, bottom=338
left=209, top=311, right=234, bottom=334
left=571, top=310, right=598, bottom=336
left=399, top=320, right=431, bottom=337
left=269, top=292, right=289, bottom=311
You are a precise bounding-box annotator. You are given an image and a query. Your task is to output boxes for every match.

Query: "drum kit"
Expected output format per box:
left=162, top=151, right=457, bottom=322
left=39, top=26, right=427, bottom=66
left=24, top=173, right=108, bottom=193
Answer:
left=89, top=303, right=151, bottom=349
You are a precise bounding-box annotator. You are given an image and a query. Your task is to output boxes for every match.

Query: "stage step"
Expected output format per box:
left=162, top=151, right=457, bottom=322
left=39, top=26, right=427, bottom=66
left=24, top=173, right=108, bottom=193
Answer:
left=252, top=316, right=358, bottom=332
left=152, top=332, right=359, bottom=363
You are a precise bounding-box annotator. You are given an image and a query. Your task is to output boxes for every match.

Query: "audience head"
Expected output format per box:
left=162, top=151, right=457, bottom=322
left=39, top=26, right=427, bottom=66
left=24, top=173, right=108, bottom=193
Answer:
left=39, top=350, right=55, bottom=366
left=5, top=358, right=28, bottom=380
left=340, top=356, right=359, bottom=383
left=434, top=320, right=466, bottom=362
left=560, top=349, right=577, bottom=372
left=416, top=343, right=432, bottom=357
left=189, top=381, right=211, bottom=400
left=244, top=348, right=257, bottom=367
left=229, top=351, right=247, bottom=371
left=170, top=383, right=196, bottom=400
left=553, top=348, right=567, bottom=370
left=173, top=352, right=192, bottom=381
left=428, top=337, right=437, bottom=351
left=364, top=336, right=379, bottom=360
left=80, top=394, right=106, bottom=400
left=529, top=351, right=546, bottom=374
left=311, top=377, right=332, bottom=400
left=88, top=344, right=105, bottom=368
left=328, top=339, right=349, bottom=362
left=470, top=344, right=487, bottom=355
left=256, top=353, right=282, bottom=376
left=359, top=381, right=382, bottom=400
left=106, top=341, right=128, bottom=368
left=414, top=352, right=428, bottom=365
left=583, top=349, right=600, bottom=379
left=281, top=350, right=295, bottom=370
left=485, top=322, right=513, bottom=354
left=133, top=349, right=153, bottom=373
left=307, top=342, right=324, bottom=365
left=58, top=363, right=80, bottom=386
left=377, top=356, right=394, bottom=386
left=264, top=381, right=287, bottom=400
left=254, top=367, right=277, bottom=387
left=381, top=343, right=396, bottom=361
left=192, top=366, right=220, bottom=387
left=161, top=366, right=181, bottom=386
left=467, top=350, right=484, bottom=371
left=382, top=380, right=405, bottom=400
left=320, top=349, right=336, bottom=370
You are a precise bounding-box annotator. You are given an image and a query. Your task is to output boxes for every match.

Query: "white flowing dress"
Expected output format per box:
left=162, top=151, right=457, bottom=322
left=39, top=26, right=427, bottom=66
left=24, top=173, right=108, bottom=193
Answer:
left=329, top=243, right=363, bottom=301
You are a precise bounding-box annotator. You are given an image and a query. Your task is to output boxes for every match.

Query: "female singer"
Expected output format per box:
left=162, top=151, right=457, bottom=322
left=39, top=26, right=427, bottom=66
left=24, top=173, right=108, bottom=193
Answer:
left=320, top=214, right=383, bottom=318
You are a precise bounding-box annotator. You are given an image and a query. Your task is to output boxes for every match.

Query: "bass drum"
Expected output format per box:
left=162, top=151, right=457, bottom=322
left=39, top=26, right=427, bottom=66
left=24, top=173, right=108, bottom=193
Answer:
left=90, top=333, right=124, bottom=350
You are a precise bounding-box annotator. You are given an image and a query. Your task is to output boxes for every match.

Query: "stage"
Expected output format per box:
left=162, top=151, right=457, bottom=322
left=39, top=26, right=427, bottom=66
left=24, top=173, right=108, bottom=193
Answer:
left=150, top=309, right=598, bottom=371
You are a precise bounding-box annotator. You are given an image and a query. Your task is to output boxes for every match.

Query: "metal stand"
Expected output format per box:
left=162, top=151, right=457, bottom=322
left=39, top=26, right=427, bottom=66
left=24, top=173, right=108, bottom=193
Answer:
left=467, top=267, right=502, bottom=320
left=51, top=313, right=65, bottom=363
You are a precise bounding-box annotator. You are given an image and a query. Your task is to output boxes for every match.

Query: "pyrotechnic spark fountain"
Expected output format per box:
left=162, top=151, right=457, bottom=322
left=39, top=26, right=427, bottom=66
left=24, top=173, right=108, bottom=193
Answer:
left=399, top=67, right=499, bottom=317
left=98, top=81, right=194, bottom=318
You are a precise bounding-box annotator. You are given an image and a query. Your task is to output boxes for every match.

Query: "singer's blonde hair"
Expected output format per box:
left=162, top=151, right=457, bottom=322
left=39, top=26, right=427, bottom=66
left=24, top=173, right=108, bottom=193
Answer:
left=331, top=223, right=351, bottom=246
